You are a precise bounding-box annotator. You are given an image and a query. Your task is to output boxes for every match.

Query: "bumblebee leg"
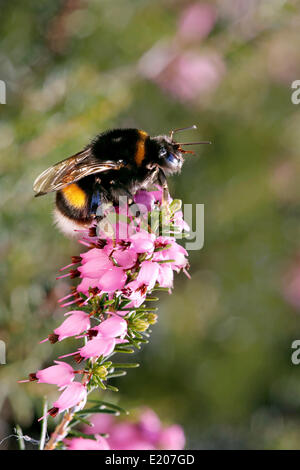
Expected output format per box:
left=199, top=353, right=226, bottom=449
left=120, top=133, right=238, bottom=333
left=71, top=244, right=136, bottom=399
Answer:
left=142, top=165, right=159, bottom=188
left=157, top=169, right=169, bottom=207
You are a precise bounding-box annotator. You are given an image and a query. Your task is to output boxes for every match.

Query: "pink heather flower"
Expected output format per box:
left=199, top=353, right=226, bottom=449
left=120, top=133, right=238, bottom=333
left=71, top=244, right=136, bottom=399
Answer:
left=54, top=311, right=91, bottom=341
left=161, top=52, right=225, bottom=102
left=130, top=230, right=155, bottom=254
left=47, top=382, right=87, bottom=417
left=82, top=408, right=185, bottom=450
left=66, top=435, right=110, bottom=450
left=78, top=253, right=113, bottom=279
left=158, top=424, right=186, bottom=450
left=124, top=280, right=148, bottom=308
left=77, top=260, right=127, bottom=294
left=78, top=251, right=113, bottom=278
left=78, top=337, right=116, bottom=359
left=97, top=267, right=127, bottom=292
left=140, top=43, right=225, bottom=102
left=22, top=187, right=192, bottom=448
left=91, top=316, right=127, bottom=339
left=110, top=220, right=133, bottom=241
left=139, top=408, right=162, bottom=442
left=134, top=190, right=156, bottom=211
left=77, top=277, right=98, bottom=295
left=178, top=3, right=216, bottom=42
left=137, top=261, right=159, bottom=290
left=153, top=237, right=188, bottom=272
left=79, top=242, right=114, bottom=260
left=36, top=361, right=75, bottom=388
left=108, top=422, right=156, bottom=451
left=123, top=261, right=160, bottom=307
left=83, top=414, right=113, bottom=435
left=173, top=210, right=190, bottom=232
left=157, top=264, right=174, bottom=288
left=111, top=248, right=137, bottom=269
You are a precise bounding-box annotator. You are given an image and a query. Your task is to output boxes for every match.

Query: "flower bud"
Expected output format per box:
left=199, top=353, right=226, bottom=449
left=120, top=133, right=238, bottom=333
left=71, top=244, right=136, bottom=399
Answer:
left=131, top=319, right=149, bottom=332
left=145, top=313, right=158, bottom=325
left=94, top=366, right=108, bottom=379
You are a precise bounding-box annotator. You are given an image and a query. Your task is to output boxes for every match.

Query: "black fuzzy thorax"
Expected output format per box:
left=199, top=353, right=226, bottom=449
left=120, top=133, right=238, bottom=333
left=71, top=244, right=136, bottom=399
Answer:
left=91, top=128, right=141, bottom=163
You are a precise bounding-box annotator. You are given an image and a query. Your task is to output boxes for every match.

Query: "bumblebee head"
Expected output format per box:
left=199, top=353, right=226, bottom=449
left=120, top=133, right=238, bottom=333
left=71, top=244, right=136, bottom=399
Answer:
left=150, top=125, right=211, bottom=175
left=151, top=135, right=184, bottom=175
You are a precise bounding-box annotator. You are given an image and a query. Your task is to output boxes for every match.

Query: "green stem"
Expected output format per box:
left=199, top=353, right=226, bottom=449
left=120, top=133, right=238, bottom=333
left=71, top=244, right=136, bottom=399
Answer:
left=39, top=396, right=48, bottom=450
left=15, top=424, right=25, bottom=450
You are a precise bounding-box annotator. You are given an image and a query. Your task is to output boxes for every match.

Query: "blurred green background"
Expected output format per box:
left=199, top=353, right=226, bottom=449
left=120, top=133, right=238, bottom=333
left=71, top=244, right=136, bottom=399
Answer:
left=2, top=0, right=300, bottom=449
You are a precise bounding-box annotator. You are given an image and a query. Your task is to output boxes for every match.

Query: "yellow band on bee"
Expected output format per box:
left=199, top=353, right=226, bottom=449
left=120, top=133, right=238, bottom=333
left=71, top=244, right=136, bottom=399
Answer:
left=62, top=183, right=87, bottom=209
left=135, top=130, right=148, bottom=166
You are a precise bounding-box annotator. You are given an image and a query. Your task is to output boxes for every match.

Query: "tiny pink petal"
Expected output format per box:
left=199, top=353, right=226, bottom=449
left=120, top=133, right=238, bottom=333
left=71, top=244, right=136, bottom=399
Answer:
left=83, top=414, right=114, bottom=435
left=98, top=267, right=127, bottom=292
left=178, top=3, right=216, bottom=42
left=112, top=249, right=137, bottom=269
left=36, top=361, right=75, bottom=387
left=137, top=261, right=159, bottom=290
left=77, top=277, right=99, bottom=295
left=124, top=280, right=147, bottom=307
left=54, top=311, right=91, bottom=340
left=158, top=424, right=185, bottom=450
left=53, top=382, right=87, bottom=413
left=157, top=264, right=174, bottom=288
left=134, top=190, right=156, bottom=211
left=78, top=253, right=113, bottom=278
left=94, top=316, right=127, bottom=338
left=130, top=231, right=155, bottom=254
left=139, top=408, right=161, bottom=442
left=79, top=337, right=116, bottom=359
left=66, top=435, right=110, bottom=450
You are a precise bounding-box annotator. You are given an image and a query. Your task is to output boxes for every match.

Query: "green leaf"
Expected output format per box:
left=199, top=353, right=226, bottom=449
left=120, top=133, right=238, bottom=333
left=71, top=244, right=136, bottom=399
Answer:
left=135, top=307, right=158, bottom=312
left=69, top=416, right=93, bottom=428
left=154, top=244, right=172, bottom=252
left=114, top=347, right=135, bottom=354
left=87, top=399, right=128, bottom=414
left=156, top=259, right=175, bottom=264
left=111, top=362, right=139, bottom=368
left=76, top=407, right=119, bottom=416
left=106, top=384, right=119, bottom=392
left=68, top=430, right=97, bottom=440
left=107, top=371, right=127, bottom=379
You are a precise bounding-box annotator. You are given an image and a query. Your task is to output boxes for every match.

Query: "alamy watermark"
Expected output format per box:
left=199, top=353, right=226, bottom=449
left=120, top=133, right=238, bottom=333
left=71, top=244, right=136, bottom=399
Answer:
left=0, top=80, right=6, bottom=104
left=0, top=340, right=6, bottom=364
left=95, top=197, right=204, bottom=251
left=291, top=80, right=300, bottom=105
left=291, top=340, right=300, bottom=364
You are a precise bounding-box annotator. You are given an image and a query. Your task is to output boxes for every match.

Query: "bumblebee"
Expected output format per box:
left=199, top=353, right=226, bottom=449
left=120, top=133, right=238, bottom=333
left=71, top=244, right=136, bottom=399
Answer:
left=33, top=126, right=210, bottom=236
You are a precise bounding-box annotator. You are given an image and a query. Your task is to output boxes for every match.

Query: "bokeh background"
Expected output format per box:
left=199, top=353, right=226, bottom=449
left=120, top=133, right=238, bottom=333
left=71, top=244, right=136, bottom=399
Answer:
left=1, top=0, right=300, bottom=450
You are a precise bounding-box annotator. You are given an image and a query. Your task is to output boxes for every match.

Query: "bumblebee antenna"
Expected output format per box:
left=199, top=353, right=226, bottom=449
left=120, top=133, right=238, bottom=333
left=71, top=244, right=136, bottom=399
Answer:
left=177, top=141, right=212, bottom=145
left=177, top=140, right=212, bottom=155
left=170, top=125, right=197, bottom=140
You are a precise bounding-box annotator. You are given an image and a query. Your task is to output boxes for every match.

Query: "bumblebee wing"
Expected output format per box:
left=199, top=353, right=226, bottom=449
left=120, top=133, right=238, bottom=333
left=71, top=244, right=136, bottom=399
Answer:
left=33, top=148, right=124, bottom=196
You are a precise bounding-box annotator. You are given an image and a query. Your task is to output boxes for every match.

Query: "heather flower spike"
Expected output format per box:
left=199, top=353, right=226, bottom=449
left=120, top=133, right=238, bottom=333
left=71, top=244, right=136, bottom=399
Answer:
left=20, top=188, right=190, bottom=450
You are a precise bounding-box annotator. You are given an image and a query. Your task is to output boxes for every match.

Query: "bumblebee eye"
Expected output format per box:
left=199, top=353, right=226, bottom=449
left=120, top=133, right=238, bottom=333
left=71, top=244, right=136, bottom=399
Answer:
left=166, top=153, right=179, bottom=166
